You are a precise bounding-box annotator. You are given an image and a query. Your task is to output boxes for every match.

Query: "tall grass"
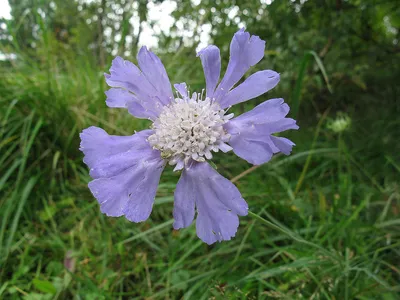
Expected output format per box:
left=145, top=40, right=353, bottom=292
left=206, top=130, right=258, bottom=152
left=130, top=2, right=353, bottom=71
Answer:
left=0, top=14, right=399, bottom=299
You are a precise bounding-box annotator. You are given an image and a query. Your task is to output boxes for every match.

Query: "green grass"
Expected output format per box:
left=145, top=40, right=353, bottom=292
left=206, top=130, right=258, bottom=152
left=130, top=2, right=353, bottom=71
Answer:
left=1, top=29, right=400, bottom=300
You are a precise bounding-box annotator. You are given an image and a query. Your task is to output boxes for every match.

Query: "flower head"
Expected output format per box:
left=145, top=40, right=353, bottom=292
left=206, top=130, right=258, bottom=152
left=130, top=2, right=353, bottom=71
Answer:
left=80, top=29, right=299, bottom=244
left=327, top=112, right=351, bottom=133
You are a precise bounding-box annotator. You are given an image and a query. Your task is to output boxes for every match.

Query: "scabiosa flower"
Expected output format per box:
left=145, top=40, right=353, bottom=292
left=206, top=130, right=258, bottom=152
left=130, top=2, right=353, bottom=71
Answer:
left=327, top=112, right=351, bottom=133
left=80, top=29, right=299, bottom=245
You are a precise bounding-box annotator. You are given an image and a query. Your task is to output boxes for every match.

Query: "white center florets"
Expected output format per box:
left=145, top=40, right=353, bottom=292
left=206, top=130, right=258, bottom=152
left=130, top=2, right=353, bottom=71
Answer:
left=147, top=92, right=233, bottom=170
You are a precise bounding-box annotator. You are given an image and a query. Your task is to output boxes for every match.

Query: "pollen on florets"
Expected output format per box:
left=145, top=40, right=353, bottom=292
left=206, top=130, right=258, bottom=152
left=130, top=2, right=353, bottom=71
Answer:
left=147, top=92, right=233, bottom=170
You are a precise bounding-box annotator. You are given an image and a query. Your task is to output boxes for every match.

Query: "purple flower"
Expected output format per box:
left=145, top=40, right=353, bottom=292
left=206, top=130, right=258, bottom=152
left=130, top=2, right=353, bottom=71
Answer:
left=80, top=29, right=299, bottom=245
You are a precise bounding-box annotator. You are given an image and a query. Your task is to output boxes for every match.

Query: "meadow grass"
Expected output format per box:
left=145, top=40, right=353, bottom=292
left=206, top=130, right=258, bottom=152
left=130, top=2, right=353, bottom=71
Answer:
left=0, top=30, right=399, bottom=300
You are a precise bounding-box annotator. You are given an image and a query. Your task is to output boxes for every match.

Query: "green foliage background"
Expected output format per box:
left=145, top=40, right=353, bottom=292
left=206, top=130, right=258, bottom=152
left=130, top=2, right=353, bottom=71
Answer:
left=0, top=0, right=399, bottom=299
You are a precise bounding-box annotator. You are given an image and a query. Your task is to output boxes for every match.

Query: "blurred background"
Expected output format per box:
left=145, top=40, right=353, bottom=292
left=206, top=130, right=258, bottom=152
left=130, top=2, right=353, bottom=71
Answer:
left=0, top=0, right=399, bottom=298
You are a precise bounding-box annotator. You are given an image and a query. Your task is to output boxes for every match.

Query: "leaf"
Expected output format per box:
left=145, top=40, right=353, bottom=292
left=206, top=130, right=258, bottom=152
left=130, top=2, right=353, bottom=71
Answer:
left=39, top=206, right=57, bottom=222
left=32, top=279, right=57, bottom=294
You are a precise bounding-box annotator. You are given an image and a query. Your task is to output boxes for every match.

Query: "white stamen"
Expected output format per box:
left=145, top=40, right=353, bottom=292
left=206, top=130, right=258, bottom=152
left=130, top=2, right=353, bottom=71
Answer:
left=148, top=92, right=233, bottom=168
